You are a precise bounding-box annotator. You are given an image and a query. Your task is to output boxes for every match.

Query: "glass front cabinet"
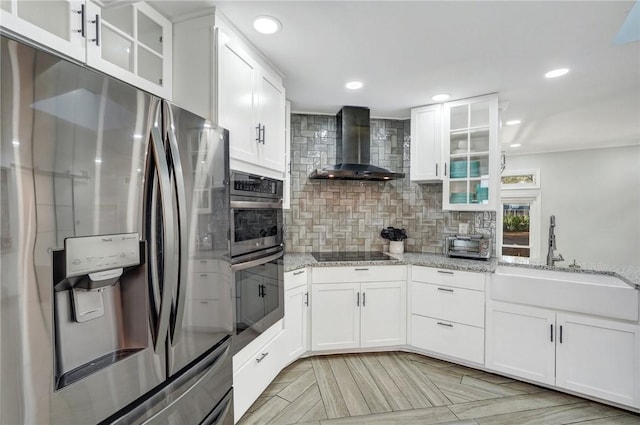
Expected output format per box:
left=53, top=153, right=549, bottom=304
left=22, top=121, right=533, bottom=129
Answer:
left=410, top=93, right=499, bottom=211
left=0, top=0, right=172, bottom=99
left=443, top=94, right=499, bottom=211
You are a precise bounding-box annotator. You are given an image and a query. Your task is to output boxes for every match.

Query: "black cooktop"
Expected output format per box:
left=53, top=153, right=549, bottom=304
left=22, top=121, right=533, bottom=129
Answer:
left=311, top=251, right=394, bottom=262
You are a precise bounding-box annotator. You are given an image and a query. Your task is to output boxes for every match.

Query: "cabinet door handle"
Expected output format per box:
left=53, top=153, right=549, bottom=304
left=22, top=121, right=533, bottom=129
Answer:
left=435, top=163, right=438, bottom=176
left=437, top=287, right=454, bottom=293
left=293, top=270, right=305, bottom=276
left=362, top=292, right=366, bottom=307
left=200, top=274, right=208, bottom=278
left=356, top=292, right=360, bottom=307
left=76, top=4, right=86, bottom=37
left=91, top=14, right=100, bottom=46
left=550, top=324, right=554, bottom=342
left=354, top=268, right=369, bottom=271
left=559, top=325, right=563, bottom=344
left=437, top=270, right=454, bottom=275
left=256, top=124, right=261, bottom=144
left=256, top=352, right=269, bottom=363
left=261, top=124, right=266, bottom=144
left=304, top=292, right=309, bottom=306
left=437, top=321, right=453, bottom=328
left=444, top=162, right=447, bottom=177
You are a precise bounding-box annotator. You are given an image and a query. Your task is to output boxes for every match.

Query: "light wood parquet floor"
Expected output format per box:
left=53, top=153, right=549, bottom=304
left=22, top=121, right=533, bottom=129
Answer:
left=238, top=351, right=640, bottom=425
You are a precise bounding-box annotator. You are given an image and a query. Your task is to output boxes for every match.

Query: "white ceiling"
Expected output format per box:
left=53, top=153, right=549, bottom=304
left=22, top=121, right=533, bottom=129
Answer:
left=150, top=1, right=640, bottom=155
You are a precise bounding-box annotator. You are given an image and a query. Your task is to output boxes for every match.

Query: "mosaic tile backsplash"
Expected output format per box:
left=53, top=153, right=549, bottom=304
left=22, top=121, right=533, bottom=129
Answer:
left=284, top=114, right=496, bottom=254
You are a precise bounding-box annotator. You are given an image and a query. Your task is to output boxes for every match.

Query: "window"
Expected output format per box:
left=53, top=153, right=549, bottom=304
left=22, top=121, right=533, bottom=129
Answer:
left=502, top=202, right=532, bottom=258
left=499, top=194, right=540, bottom=262
left=501, top=169, right=540, bottom=190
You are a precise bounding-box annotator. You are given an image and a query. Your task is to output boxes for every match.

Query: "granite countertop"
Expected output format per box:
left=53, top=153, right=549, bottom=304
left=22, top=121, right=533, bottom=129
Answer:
left=283, top=252, right=496, bottom=274
left=284, top=252, right=640, bottom=290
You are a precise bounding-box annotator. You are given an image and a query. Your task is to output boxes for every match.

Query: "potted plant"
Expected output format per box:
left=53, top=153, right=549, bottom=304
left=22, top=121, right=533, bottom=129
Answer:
left=380, top=227, right=408, bottom=254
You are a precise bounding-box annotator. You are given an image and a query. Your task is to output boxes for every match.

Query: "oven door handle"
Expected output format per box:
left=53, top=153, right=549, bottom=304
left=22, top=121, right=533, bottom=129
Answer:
left=232, top=250, right=284, bottom=272
left=230, top=200, right=283, bottom=209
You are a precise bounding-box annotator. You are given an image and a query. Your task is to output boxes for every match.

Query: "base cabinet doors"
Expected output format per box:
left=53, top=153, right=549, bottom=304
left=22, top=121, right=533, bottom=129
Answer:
left=486, top=302, right=556, bottom=385
left=310, top=266, right=407, bottom=352
left=556, top=313, right=639, bottom=407
left=360, top=281, right=407, bottom=348
left=311, top=283, right=360, bottom=351
left=283, top=271, right=309, bottom=363
left=486, top=301, right=640, bottom=408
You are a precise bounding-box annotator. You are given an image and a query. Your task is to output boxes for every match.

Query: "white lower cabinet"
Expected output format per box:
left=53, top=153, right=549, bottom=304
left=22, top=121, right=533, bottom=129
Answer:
left=311, top=282, right=361, bottom=350
left=283, top=269, right=309, bottom=364
left=555, top=313, right=639, bottom=407
left=360, top=281, right=407, bottom=347
left=486, top=301, right=640, bottom=408
left=310, top=266, right=407, bottom=351
left=485, top=302, right=555, bottom=385
left=410, top=266, right=486, bottom=364
left=233, top=325, right=285, bottom=422
left=411, top=315, right=485, bottom=364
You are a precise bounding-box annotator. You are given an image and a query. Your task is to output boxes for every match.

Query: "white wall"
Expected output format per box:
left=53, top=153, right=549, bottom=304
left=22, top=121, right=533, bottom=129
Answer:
left=505, top=145, right=640, bottom=266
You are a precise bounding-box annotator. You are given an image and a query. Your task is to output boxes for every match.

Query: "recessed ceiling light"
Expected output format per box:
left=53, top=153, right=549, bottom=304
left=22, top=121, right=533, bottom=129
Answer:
left=431, top=94, right=450, bottom=101
left=509, top=143, right=522, bottom=148
left=545, top=68, right=570, bottom=79
left=253, top=16, right=281, bottom=34
left=505, top=120, right=521, bottom=126
left=345, top=81, right=363, bottom=90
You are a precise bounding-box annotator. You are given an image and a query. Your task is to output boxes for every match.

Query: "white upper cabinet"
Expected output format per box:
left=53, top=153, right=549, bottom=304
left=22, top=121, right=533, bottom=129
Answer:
left=0, top=0, right=172, bottom=98
left=173, top=13, right=286, bottom=180
left=410, top=93, right=499, bottom=211
left=0, top=0, right=86, bottom=61
left=218, top=32, right=286, bottom=178
left=443, top=94, right=499, bottom=210
left=86, top=1, right=172, bottom=98
left=218, top=40, right=256, bottom=160
left=255, top=73, right=286, bottom=174
left=410, top=104, right=443, bottom=182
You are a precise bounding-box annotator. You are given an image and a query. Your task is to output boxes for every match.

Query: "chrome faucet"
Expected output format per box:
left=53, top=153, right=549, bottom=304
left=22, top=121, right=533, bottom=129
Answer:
left=546, top=215, right=564, bottom=266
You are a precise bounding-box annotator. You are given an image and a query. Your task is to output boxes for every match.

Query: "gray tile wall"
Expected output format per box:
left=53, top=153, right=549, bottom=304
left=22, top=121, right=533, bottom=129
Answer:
left=284, top=114, right=496, bottom=254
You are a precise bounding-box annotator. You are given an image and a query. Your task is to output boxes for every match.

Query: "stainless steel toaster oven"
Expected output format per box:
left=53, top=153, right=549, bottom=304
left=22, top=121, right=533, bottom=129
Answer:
left=445, top=235, right=492, bottom=259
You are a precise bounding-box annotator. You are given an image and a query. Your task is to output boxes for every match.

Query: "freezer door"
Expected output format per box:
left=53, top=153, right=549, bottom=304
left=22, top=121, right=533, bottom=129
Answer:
left=105, top=337, right=233, bottom=425
left=163, top=102, right=233, bottom=376
left=0, top=36, right=165, bottom=424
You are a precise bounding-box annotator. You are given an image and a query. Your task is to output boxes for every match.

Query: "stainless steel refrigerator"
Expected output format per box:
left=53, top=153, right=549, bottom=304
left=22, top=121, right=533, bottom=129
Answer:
left=0, top=35, right=234, bottom=424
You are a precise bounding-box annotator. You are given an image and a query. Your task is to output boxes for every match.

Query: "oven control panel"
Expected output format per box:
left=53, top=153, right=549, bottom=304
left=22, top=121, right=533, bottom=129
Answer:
left=231, top=171, right=282, bottom=198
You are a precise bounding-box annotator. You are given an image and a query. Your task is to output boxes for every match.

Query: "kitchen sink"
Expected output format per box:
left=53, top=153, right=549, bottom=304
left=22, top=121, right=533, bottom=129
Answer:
left=491, top=265, right=639, bottom=321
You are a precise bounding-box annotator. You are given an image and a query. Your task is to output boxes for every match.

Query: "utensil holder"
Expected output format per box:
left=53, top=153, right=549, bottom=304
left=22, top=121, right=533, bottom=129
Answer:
left=389, top=240, right=404, bottom=254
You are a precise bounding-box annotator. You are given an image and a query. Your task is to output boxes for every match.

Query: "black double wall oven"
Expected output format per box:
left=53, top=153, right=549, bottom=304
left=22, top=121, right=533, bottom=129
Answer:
left=230, top=171, right=284, bottom=353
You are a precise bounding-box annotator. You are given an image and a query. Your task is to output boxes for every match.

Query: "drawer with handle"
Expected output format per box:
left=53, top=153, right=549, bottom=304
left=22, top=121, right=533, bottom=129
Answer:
left=411, top=266, right=486, bottom=291
left=312, top=265, right=407, bottom=283
left=411, top=314, right=484, bottom=364
left=285, top=268, right=308, bottom=289
left=234, top=330, right=285, bottom=419
left=412, top=281, right=485, bottom=327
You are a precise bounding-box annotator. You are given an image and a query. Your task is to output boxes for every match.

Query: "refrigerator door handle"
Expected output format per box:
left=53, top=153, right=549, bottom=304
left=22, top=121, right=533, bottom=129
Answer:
left=150, top=124, right=177, bottom=353
left=165, top=103, right=189, bottom=346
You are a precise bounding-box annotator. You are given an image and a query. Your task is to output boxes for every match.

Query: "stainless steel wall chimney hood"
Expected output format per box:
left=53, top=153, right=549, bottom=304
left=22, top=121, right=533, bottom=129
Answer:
left=309, top=106, right=405, bottom=181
